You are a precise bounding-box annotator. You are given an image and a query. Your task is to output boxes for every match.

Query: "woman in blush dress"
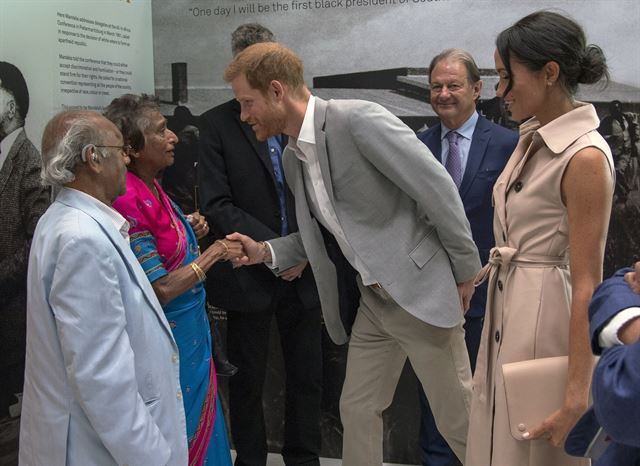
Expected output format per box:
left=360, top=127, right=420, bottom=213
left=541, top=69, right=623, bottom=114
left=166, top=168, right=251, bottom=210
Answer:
left=466, top=11, right=614, bottom=466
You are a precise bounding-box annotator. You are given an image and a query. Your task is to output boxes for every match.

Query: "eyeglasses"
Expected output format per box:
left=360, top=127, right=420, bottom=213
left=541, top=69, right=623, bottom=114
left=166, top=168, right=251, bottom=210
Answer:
left=95, top=145, right=133, bottom=156
left=81, top=143, right=133, bottom=162
left=430, top=82, right=466, bottom=94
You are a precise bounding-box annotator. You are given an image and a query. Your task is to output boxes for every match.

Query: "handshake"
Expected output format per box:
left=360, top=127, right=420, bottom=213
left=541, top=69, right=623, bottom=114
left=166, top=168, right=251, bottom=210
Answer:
left=203, top=231, right=308, bottom=281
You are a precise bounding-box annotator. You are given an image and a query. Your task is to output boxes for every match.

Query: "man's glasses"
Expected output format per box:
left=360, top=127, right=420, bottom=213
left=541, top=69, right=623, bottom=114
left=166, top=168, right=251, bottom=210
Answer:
left=94, top=145, right=133, bottom=156
left=81, top=144, right=133, bottom=162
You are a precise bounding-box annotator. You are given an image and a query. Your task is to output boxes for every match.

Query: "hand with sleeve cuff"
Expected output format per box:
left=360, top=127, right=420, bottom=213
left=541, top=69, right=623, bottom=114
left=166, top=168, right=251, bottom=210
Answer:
left=624, top=261, right=640, bottom=294
left=619, top=316, right=640, bottom=345
left=225, top=232, right=270, bottom=266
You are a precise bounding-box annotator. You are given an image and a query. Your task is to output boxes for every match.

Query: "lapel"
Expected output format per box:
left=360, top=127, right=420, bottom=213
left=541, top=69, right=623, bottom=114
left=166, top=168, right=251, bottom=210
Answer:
left=423, top=123, right=443, bottom=164
left=282, top=147, right=310, bottom=221
left=313, top=98, right=336, bottom=207
left=57, top=189, right=175, bottom=341
left=232, top=101, right=278, bottom=187
left=281, top=144, right=347, bottom=344
left=0, top=130, right=26, bottom=197
left=493, top=121, right=536, bottom=237
left=281, top=145, right=323, bottom=251
left=504, top=125, right=538, bottom=195
left=493, top=173, right=508, bottom=240
left=459, top=115, right=491, bottom=199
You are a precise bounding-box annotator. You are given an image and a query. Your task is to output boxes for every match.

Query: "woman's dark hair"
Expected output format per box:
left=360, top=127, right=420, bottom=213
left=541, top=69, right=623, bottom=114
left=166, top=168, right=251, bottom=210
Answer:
left=496, top=10, right=608, bottom=97
left=103, top=94, right=160, bottom=152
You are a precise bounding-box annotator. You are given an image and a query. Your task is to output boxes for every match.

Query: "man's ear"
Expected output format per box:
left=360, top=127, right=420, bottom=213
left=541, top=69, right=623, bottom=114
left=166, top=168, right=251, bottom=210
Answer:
left=6, top=99, right=16, bottom=120
left=81, top=144, right=99, bottom=163
left=473, top=79, right=483, bottom=101
left=269, top=80, right=285, bottom=101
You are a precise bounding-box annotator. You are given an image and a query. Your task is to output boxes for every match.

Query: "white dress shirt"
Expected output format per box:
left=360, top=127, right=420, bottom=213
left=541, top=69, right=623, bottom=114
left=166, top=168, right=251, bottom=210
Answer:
left=598, top=307, right=640, bottom=348
left=67, top=187, right=130, bottom=241
left=268, top=95, right=376, bottom=285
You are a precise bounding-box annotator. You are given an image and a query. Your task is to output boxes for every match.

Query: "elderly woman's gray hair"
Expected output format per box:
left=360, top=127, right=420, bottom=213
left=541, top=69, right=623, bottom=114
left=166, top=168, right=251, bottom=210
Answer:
left=40, top=111, right=106, bottom=187
left=103, top=94, right=160, bottom=153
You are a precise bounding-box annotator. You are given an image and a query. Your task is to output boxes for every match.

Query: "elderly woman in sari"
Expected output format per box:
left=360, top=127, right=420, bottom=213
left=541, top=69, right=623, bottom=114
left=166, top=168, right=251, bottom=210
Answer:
left=105, top=94, right=243, bottom=466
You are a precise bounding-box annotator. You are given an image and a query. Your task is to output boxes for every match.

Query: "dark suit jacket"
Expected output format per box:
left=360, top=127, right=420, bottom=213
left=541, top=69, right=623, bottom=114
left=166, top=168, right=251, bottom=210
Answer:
left=565, top=267, right=640, bottom=465
left=0, top=130, right=50, bottom=374
left=418, top=114, right=518, bottom=318
left=198, top=99, right=319, bottom=313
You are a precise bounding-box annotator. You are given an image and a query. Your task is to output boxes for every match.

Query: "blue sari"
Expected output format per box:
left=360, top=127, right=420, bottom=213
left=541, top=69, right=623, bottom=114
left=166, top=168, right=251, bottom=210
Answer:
left=113, top=173, right=232, bottom=465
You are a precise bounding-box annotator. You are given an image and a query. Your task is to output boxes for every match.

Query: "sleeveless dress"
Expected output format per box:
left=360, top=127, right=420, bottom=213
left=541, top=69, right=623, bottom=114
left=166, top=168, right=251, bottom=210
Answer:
left=466, top=104, right=614, bottom=466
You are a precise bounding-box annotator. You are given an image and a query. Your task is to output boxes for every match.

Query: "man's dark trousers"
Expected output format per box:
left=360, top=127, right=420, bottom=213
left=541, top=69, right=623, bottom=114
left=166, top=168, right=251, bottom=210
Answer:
left=227, top=282, right=322, bottom=466
left=416, top=115, right=517, bottom=465
left=199, top=99, right=322, bottom=466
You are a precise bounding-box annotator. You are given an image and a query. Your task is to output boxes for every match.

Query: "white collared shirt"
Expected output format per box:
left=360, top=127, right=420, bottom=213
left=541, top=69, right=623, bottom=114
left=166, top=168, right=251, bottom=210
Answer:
left=599, top=307, right=640, bottom=348
left=0, top=127, right=23, bottom=170
left=271, top=95, right=376, bottom=285
left=440, top=111, right=479, bottom=176
left=66, top=187, right=130, bottom=241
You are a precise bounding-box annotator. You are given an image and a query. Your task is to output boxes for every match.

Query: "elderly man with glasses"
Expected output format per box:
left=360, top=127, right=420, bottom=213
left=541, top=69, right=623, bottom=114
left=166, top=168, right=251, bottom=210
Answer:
left=19, top=110, right=188, bottom=466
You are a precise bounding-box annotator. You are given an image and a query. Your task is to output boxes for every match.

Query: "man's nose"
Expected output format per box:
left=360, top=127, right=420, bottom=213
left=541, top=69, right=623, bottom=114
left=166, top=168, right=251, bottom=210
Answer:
left=168, top=128, right=179, bottom=144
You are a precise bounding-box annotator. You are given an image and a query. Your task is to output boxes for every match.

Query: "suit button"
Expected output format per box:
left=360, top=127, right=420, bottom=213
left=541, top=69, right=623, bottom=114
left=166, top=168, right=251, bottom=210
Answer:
left=495, top=330, right=500, bottom=343
left=514, top=181, right=523, bottom=192
left=518, top=423, right=526, bottom=432
left=497, top=280, right=503, bottom=291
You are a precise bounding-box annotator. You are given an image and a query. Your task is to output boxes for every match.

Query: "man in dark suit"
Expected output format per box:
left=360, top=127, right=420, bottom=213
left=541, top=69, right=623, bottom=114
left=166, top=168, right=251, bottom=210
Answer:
left=565, top=262, right=640, bottom=466
left=416, top=49, right=518, bottom=466
left=198, top=24, right=322, bottom=466
left=0, top=61, right=50, bottom=463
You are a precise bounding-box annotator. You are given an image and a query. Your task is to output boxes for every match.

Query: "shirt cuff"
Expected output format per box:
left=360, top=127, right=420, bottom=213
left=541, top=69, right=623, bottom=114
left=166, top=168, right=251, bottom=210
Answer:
left=264, top=241, right=277, bottom=270
left=598, top=307, right=640, bottom=348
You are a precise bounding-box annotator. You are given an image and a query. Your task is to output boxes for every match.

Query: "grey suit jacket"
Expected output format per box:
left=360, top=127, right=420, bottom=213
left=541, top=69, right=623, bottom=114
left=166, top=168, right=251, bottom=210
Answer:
left=270, top=98, right=481, bottom=344
left=20, top=188, right=187, bottom=466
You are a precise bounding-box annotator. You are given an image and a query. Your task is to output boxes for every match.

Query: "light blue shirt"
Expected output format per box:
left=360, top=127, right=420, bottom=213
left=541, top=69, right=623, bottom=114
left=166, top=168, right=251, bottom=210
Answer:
left=440, top=111, right=479, bottom=175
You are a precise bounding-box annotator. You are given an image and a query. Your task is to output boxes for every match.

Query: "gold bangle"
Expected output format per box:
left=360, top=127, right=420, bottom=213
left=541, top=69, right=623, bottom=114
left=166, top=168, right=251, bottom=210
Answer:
left=215, top=239, right=229, bottom=259
left=190, top=262, right=206, bottom=282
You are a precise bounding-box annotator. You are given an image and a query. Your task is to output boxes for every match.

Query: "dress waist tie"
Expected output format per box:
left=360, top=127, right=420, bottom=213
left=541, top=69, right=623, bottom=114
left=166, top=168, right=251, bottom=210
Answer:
left=475, top=246, right=569, bottom=287
left=472, top=246, right=569, bottom=403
